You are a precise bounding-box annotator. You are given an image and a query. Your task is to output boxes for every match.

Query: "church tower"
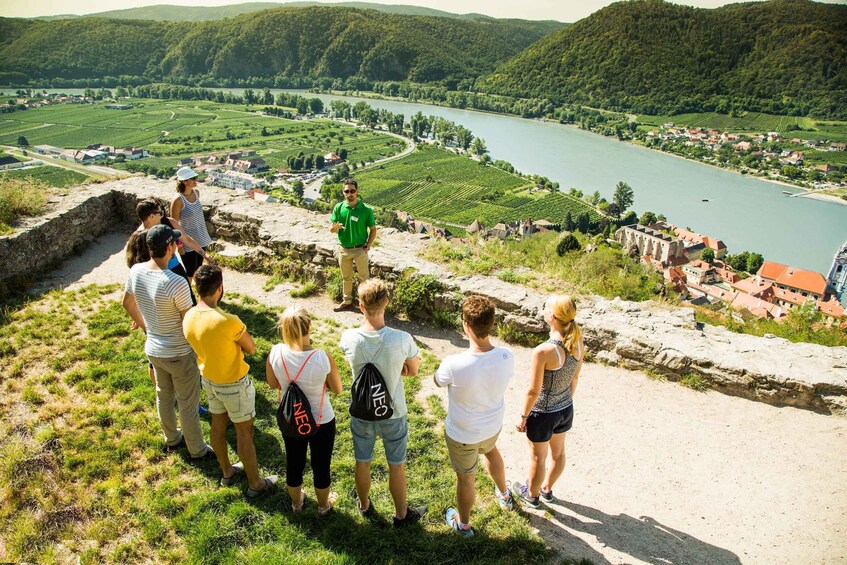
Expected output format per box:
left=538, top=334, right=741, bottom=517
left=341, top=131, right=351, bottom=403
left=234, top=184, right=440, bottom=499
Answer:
left=827, top=240, right=847, bottom=301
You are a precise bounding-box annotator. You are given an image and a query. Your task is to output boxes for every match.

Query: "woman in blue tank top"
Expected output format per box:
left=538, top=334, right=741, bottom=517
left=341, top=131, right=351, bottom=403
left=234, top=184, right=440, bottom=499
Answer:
left=512, top=294, right=584, bottom=508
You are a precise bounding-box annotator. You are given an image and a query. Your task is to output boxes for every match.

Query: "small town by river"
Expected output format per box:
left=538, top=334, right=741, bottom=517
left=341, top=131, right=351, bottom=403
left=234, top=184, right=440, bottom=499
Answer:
left=42, top=88, right=847, bottom=276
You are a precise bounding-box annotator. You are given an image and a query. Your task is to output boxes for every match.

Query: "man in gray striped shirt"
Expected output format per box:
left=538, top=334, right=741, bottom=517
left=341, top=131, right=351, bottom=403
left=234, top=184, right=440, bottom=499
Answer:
left=123, top=224, right=212, bottom=460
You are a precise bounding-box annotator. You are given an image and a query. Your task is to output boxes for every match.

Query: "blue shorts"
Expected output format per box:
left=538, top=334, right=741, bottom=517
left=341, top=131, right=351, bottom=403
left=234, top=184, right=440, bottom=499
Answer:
left=351, top=415, right=408, bottom=465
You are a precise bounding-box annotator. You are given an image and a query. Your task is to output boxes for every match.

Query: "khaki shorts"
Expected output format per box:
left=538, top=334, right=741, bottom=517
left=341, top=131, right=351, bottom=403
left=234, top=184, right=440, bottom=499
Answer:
left=202, top=376, right=256, bottom=424
left=445, top=430, right=500, bottom=474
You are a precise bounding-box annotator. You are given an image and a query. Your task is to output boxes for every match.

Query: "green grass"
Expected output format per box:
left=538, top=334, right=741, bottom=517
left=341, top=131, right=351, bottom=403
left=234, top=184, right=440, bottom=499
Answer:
left=352, top=145, right=602, bottom=228
left=0, top=286, right=552, bottom=563
left=1, top=165, right=90, bottom=188
left=0, top=99, right=404, bottom=169
left=0, top=176, right=51, bottom=233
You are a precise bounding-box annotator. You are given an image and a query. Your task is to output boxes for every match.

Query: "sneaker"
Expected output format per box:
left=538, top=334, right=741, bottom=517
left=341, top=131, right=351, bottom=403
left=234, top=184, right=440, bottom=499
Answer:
left=162, top=437, right=186, bottom=454
left=220, top=462, right=244, bottom=487
left=190, top=447, right=217, bottom=462
left=198, top=404, right=210, bottom=417
left=246, top=476, right=279, bottom=499
left=393, top=505, right=427, bottom=528
left=496, top=486, right=514, bottom=510
left=357, top=497, right=376, bottom=518
left=445, top=508, right=475, bottom=538
left=333, top=301, right=353, bottom=312
left=539, top=488, right=554, bottom=504
left=512, top=481, right=540, bottom=509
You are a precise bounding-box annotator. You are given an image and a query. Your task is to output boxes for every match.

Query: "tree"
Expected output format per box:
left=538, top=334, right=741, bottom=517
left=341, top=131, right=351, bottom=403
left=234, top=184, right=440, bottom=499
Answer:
left=471, top=137, right=487, bottom=157
left=309, top=98, right=324, bottom=114
left=588, top=190, right=601, bottom=205
left=613, top=181, right=634, bottom=212
left=243, top=89, right=257, bottom=104
left=701, top=248, right=715, bottom=263
left=455, top=126, right=473, bottom=150
left=746, top=252, right=764, bottom=274
left=338, top=148, right=348, bottom=160
left=606, top=202, right=621, bottom=217
left=16, top=135, right=28, bottom=147
left=576, top=212, right=590, bottom=234
left=479, top=154, right=491, bottom=166
left=640, top=211, right=657, bottom=225
left=557, top=234, right=582, bottom=256
left=292, top=180, right=304, bottom=200
left=564, top=211, right=574, bottom=232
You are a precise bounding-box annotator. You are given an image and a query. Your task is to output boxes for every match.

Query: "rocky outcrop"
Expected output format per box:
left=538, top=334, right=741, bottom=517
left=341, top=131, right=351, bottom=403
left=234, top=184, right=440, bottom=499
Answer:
left=2, top=177, right=845, bottom=413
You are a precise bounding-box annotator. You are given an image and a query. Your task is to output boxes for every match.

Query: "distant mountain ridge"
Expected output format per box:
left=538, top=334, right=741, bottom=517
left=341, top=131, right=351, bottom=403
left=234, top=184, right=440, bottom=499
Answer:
left=478, top=0, right=847, bottom=118
left=0, top=6, right=565, bottom=87
left=31, top=1, right=564, bottom=27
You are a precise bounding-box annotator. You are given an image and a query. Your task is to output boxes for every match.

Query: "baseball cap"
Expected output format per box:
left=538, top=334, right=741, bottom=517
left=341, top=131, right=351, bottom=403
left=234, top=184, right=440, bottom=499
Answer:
left=176, top=166, right=198, bottom=181
left=146, top=224, right=181, bottom=255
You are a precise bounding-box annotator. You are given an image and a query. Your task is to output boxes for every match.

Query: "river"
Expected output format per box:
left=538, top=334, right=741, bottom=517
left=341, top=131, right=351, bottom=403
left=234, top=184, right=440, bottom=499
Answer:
left=35, top=87, right=847, bottom=277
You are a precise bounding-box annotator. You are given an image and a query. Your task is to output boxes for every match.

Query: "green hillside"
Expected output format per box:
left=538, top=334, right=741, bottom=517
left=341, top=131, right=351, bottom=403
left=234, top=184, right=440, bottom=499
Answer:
left=36, top=1, right=565, bottom=30
left=478, top=0, right=847, bottom=118
left=0, top=7, right=563, bottom=88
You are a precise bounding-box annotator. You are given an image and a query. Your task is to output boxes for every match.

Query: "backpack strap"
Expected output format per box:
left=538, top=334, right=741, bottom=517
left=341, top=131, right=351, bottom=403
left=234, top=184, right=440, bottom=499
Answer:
left=278, top=349, right=318, bottom=403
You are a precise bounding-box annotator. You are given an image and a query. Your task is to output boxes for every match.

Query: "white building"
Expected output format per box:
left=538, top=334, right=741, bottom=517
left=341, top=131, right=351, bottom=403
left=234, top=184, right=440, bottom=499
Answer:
left=207, top=169, right=267, bottom=190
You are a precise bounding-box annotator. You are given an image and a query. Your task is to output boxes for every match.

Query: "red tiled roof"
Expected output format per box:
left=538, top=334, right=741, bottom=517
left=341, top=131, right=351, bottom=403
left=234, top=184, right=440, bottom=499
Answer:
left=701, top=236, right=726, bottom=250
left=730, top=292, right=785, bottom=319
left=757, top=261, right=827, bottom=295
left=817, top=299, right=846, bottom=318
left=731, top=277, right=773, bottom=298
left=773, top=287, right=808, bottom=306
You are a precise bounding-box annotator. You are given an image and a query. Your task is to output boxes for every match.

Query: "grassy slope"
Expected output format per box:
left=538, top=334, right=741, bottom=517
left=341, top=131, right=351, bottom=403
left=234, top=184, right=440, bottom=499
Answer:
left=0, top=287, right=551, bottom=564
left=0, top=165, right=90, bottom=188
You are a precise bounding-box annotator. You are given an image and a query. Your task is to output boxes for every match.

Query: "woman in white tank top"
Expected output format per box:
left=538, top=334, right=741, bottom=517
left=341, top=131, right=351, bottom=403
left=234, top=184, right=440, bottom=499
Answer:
left=171, top=167, right=213, bottom=279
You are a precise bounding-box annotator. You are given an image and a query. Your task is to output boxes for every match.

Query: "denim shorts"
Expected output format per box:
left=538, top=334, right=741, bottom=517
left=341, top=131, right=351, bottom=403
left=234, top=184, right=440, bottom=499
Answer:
left=202, top=376, right=256, bottom=424
left=351, top=415, right=408, bottom=465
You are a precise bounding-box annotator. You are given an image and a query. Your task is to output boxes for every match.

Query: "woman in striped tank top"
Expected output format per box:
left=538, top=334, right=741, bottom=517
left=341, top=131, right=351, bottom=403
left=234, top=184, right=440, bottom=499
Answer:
left=171, top=167, right=213, bottom=279
left=513, top=294, right=584, bottom=508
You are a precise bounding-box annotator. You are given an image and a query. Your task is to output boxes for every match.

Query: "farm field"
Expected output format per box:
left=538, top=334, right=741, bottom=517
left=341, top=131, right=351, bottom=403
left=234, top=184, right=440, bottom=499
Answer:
left=0, top=165, right=90, bottom=188
left=635, top=111, right=847, bottom=136
left=355, top=145, right=603, bottom=227
left=0, top=99, right=405, bottom=172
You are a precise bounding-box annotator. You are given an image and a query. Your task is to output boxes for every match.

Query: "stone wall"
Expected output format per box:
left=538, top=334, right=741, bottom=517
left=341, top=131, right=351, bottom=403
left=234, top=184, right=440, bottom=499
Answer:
left=2, top=176, right=846, bottom=413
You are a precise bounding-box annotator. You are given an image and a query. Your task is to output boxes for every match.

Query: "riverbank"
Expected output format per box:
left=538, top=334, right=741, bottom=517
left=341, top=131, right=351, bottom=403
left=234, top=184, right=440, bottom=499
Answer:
left=313, top=88, right=846, bottom=196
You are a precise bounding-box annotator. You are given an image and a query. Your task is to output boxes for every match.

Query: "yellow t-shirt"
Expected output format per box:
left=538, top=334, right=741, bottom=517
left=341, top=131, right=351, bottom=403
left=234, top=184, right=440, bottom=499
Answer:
left=182, top=306, right=249, bottom=384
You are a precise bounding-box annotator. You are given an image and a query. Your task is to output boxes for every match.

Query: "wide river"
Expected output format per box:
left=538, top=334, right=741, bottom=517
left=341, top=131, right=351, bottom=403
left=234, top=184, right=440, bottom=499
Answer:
left=42, top=88, right=847, bottom=276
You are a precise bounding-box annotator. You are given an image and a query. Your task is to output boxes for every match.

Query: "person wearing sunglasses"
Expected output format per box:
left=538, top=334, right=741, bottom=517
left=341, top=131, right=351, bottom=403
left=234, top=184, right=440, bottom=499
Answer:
left=329, top=179, right=377, bottom=312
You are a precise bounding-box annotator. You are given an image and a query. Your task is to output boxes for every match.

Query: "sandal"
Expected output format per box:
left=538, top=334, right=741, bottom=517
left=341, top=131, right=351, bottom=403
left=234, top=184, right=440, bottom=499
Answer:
left=246, top=476, right=278, bottom=499
left=292, top=489, right=306, bottom=513
left=318, top=491, right=339, bottom=516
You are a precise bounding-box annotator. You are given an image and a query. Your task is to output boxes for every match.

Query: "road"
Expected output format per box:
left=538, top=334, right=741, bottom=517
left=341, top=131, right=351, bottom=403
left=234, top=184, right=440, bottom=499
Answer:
left=2, top=145, right=131, bottom=180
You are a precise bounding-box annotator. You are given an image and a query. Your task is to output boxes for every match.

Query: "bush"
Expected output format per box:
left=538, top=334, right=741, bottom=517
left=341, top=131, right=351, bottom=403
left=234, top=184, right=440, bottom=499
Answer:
left=0, top=177, right=49, bottom=233
left=556, top=234, right=582, bottom=256
left=325, top=267, right=343, bottom=302
left=389, top=269, right=444, bottom=318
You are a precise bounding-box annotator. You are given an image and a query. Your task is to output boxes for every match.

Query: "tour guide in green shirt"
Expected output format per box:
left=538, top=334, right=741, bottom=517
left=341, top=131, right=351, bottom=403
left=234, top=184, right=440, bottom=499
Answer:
left=330, top=179, right=377, bottom=311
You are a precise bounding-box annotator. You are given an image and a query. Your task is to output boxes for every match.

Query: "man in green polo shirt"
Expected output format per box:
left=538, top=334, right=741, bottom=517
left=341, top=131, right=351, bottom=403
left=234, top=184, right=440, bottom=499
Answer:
left=330, top=179, right=377, bottom=311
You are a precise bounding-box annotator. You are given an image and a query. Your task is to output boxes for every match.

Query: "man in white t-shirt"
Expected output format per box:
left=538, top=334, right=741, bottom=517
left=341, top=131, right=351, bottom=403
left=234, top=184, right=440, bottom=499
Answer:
left=122, top=224, right=213, bottom=460
left=339, top=278, right=427, bottom=528
left=434, top=295, right=515, bottom=537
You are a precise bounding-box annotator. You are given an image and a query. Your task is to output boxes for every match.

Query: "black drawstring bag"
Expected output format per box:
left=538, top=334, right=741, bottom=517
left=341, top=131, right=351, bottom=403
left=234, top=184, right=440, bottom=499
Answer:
left=277, top=350, right=326, bottom=438
left=349, top=342, right=393, bottom=421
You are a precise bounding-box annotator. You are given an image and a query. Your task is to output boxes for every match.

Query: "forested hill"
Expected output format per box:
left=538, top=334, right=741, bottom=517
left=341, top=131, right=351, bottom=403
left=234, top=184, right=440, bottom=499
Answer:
left=0, top=7, right=563, bottom=87
left=36, top=1, right=564, bottom=30
left=478, top=0, right=847, bottom=118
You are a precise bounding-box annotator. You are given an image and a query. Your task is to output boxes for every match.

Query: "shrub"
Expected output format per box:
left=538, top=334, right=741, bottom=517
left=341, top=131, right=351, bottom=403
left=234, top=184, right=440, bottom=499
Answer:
left=0, top=177, right=49, bottom=233
left=289, top=280, right=319, bottom=298
left=325, top=267, right=343, bottom=302
left=389, top=269, right=444, bottom=318
left=556, top=234, right=582, bottom=256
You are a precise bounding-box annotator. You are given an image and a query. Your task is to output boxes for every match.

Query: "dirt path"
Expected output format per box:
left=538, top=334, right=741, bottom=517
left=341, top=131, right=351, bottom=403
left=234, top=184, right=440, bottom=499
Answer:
left=34, top=231, right=847, bottom=564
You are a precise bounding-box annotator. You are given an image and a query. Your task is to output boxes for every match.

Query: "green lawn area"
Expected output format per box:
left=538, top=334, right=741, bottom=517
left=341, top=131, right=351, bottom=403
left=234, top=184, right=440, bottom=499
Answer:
left=636, top=111, right=820, bottom=133
left=0, top=100, right=405, bottom=172
left=353, top=145, right=603, bottom=228
left=0, top=286, right=551, bottom=564
left=0, top=165, right=90, bottom=188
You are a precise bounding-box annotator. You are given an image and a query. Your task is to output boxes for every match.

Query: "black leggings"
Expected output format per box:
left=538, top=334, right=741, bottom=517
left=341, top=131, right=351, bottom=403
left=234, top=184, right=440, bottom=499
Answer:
left=282, top=418, right=336, bottom=489
left=169, top=262, right=197, bottom=305
left=182, top=247, right=206, bottom=278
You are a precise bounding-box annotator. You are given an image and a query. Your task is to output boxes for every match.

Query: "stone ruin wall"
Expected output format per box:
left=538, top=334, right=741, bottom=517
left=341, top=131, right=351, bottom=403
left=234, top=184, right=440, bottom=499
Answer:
left=1, top=177, right=845, bottom=413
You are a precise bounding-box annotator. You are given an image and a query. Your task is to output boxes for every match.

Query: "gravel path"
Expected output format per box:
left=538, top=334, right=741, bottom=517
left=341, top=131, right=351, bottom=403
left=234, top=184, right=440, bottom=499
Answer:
left=34, top=230, right=847, bottom=565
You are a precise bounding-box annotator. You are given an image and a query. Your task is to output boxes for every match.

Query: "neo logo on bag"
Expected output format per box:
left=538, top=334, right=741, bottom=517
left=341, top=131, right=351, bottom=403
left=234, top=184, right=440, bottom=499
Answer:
left=371, top=382, right=389, bottom=417
left=293, top=401, right=312, bottom=435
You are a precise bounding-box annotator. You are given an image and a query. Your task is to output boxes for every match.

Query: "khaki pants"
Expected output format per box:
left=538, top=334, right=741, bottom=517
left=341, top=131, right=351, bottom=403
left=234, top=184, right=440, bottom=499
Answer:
left=148, top=352, right=207, bottom=457
left=338, top=246, right=369, bottom=303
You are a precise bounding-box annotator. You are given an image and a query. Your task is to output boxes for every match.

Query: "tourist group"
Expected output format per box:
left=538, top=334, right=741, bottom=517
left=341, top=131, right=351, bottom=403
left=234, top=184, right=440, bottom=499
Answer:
left=122, top=171, right=584, bottom=537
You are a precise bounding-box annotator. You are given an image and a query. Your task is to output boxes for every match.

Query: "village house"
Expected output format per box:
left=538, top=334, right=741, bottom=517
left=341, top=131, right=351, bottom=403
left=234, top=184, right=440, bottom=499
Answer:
left=207, top=169, right=267, bottom=190
left=466, top=220, right=485, bottom=234
left=734, top=141, right=752, bottom=152
left=757, top=261, right=829, bottom=302
left=682, top=260, right=719, bottom=285
left=33, top=145, right=63, bottom=157
left=323, top=152, right=342, bottom=166
left=829, top=142, right=846, bottom=152
left=672, top=226, right=727, bottom=260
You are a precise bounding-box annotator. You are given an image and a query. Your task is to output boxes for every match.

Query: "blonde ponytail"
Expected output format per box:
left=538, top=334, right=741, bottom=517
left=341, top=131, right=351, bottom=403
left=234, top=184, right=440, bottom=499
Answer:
left=546, top=294, right=582, bottom=358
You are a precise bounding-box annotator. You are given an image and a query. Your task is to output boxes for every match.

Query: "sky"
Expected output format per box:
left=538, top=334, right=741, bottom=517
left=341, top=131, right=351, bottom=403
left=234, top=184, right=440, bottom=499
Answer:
left=1, top=0, right=844, bottom=22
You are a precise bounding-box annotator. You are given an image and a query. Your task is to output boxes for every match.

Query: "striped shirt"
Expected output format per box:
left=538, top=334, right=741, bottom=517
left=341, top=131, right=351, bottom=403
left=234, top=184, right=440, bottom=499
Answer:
left=125, top=263, right=194, bottom=357
left=339, top=326, right=419, bottom=420
left=178, top=192, right=212, bottom=248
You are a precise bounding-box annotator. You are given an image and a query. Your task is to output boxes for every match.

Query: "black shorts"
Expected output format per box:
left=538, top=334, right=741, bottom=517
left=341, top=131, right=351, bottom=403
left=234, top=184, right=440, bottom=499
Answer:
left=526, top=405, right=573, bottom=443
left=181, top=248, right=206, bottom=278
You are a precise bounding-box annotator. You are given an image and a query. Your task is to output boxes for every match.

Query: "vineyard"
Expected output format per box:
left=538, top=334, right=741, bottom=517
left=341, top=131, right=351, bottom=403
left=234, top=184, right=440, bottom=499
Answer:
left=356, top=146, right=603, bottom=228
left=0, top=165, right=90, bottom=188
left=0, top=99, right=402, bottom=169
left=636, top=111, right=818, bottom=133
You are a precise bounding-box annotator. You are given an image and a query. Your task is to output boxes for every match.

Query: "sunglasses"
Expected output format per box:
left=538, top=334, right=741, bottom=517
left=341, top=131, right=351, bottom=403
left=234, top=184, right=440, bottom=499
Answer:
left=343, top=189, right=357, bottom=194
